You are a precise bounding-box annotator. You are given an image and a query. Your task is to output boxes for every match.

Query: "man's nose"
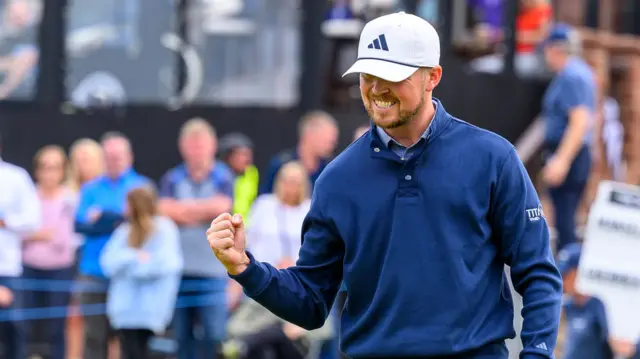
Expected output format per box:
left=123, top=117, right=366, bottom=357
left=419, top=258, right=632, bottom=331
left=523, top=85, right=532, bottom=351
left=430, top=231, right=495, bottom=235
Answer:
left=370, top=79, right=389, bottom=96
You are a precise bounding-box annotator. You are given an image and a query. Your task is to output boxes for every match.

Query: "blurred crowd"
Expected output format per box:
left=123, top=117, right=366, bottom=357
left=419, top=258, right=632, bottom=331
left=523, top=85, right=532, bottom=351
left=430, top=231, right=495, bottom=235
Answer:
left=0, top=111, right=350, bottom=359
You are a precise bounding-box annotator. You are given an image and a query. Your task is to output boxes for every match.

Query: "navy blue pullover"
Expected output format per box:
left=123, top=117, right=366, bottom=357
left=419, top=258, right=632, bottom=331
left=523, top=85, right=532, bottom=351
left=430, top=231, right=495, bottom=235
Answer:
left=230, top=99, right=563, bottom=359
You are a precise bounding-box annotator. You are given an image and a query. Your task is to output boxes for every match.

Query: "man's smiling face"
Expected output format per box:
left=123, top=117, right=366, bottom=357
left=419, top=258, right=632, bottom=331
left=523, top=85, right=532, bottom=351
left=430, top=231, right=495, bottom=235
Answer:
left=360, top=68, right=428, bottom=129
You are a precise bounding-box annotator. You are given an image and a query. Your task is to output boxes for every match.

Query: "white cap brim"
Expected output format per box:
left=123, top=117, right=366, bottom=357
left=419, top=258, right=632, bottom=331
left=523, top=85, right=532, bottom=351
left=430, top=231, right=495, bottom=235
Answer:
left=342, top=58, right=419, bottom=83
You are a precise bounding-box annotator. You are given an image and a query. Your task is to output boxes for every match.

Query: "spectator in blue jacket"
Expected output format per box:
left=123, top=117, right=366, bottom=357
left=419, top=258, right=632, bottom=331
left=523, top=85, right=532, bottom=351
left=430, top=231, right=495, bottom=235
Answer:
left=74, top=131, right=149, bottom=359
left=208, top=12, right=562, bottom=359
left=101, top=186, right=182, bottom=359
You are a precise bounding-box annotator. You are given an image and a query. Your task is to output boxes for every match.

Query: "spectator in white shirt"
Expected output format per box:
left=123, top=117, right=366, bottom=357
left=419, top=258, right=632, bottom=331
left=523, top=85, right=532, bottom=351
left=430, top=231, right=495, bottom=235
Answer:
left=227, top=161, right=312, bottom=312
left=0, top=131, right=41, bottom=359
left=246, top=161, right=311, bottom=267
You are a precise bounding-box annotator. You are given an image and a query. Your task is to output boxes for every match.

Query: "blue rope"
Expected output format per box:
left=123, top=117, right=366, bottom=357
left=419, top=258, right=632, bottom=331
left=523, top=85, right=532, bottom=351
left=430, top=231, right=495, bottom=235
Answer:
left=0, top=277, right=229, bottom=322
left=0, top=292, right=226, bottom=322
left=7, top=278, right=223, bottom=293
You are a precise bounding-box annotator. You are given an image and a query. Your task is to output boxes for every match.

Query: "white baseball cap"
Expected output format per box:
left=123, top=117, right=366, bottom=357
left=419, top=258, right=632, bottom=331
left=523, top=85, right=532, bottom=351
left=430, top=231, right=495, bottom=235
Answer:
left=342, top=12, right=440, bottom=83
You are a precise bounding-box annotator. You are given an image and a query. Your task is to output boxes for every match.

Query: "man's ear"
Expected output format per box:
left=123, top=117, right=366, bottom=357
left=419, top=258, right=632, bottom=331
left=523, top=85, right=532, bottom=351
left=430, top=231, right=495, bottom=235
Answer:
left=426, top=66, right=443, bottom=91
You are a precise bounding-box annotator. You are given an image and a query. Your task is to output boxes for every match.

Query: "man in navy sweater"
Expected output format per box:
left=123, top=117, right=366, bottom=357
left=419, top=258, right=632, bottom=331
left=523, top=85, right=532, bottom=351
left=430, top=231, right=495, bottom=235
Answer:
left=207, top=12, right=562, bottom=359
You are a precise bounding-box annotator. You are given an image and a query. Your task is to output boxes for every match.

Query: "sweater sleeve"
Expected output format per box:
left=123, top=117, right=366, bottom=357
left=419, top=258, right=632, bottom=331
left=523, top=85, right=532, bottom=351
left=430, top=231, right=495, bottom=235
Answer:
left=490, top=148, right=563, bottom=359
left=100, top=224, right=138, bottom=278
left=131, top=218, right=183, bottom=279
left=229, top=180, right=344, bottom=330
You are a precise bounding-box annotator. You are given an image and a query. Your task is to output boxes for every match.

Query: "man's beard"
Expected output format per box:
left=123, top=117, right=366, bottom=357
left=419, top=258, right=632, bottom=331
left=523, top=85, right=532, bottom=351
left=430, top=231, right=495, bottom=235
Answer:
left=365, top=94, right=425, bottom=129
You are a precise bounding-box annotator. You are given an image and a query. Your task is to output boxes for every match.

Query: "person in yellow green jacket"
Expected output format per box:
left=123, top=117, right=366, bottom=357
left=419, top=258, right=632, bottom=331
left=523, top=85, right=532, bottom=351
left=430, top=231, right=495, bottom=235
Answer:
left=218, top=133, right=259, bottom=224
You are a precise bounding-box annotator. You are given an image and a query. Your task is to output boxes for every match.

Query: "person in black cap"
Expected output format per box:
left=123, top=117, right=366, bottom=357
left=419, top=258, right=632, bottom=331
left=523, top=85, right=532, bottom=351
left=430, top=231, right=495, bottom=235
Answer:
left=218, top=133, right=259, bottom=224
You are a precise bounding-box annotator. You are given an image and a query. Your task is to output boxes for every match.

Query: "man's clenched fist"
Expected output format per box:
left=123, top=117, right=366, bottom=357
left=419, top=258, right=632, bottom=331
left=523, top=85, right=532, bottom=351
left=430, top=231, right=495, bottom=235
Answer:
left=207, top=213, right=250, bottom=275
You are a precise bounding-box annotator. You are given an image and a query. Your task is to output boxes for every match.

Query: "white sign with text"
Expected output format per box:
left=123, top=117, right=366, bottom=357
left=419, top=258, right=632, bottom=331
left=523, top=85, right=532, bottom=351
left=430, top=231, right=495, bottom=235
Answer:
left=576, top=180, right=640, bottom=342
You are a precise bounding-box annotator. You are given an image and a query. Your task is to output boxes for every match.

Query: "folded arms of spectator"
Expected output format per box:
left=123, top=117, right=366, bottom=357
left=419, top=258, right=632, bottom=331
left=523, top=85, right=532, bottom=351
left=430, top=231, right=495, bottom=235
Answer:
left=75, top=211, right=125, bottom=236
left=191, top=195, right=233, bottom=220
left=158, top=196, right=232, bottom=225
left=157, top=198, right=192, bottom=225
left=74, top=185, right=124, bottom=236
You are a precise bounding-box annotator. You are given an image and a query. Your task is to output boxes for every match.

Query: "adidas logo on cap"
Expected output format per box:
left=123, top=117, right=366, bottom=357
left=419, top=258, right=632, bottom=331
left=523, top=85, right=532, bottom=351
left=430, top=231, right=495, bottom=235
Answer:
left=367, top=34, right=389, bottom=51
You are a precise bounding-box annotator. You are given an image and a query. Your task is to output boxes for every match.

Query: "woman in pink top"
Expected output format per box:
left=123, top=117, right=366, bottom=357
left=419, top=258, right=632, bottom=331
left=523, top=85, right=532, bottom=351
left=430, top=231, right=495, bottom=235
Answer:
left=22, top=145, right=78, bottom=359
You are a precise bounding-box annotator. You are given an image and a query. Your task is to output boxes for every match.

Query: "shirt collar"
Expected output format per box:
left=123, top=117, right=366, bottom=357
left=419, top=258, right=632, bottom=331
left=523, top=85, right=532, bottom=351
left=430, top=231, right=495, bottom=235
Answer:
left=103, top=167, right=135, bottom=184
left=375, top=100, right=438, bottom=149
left=180, top=162, right=220, bottom=181
left=559, top=56, right=580, bottom=74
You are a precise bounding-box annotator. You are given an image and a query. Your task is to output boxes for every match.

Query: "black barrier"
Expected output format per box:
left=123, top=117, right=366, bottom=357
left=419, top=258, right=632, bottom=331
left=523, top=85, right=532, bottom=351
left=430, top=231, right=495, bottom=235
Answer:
left=0, top=104, right=302, bottom=181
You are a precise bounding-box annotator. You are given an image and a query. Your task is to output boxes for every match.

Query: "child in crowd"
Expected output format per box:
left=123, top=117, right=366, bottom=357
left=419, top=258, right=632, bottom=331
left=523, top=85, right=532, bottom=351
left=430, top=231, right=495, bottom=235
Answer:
left=558, top=243, right=640, bottom=359
left=100, top=186, right=183, bottom=359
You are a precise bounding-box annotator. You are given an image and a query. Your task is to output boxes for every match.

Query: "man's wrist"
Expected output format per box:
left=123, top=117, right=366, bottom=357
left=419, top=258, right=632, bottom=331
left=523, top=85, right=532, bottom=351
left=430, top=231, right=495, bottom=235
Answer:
left=227, top=252, right=251, bottom=276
